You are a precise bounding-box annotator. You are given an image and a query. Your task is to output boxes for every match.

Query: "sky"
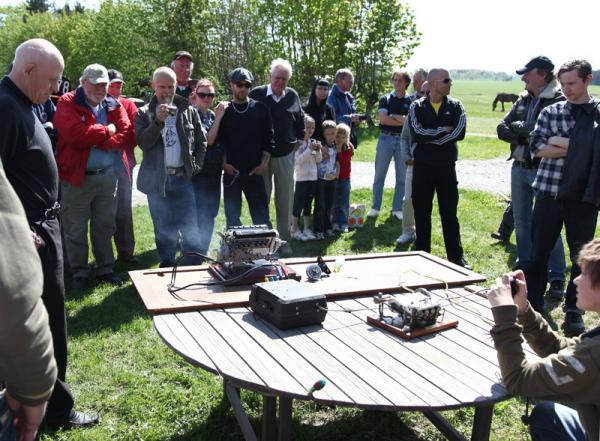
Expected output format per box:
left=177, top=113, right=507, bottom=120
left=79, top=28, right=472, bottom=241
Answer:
left=404, top=0, right=600, bottom=74
left=4, top=0, right=600, bottom=74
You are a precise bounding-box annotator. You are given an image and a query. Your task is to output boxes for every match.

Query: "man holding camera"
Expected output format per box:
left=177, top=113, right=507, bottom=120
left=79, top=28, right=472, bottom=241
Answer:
left=408, top=68, right=470, bottom=269
left=328, top=68, right=362, bottom=148
left=55, top=63, right=132, bottom=290
left=135, top=67, right=206, bottom=268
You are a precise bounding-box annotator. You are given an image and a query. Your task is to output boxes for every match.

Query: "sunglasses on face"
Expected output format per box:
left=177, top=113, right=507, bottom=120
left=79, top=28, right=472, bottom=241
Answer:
left=236, top=83, right=251, bottom=89
left=441, top=78, right=452, bottom=84
left=197, top=92, right=215, bottom=99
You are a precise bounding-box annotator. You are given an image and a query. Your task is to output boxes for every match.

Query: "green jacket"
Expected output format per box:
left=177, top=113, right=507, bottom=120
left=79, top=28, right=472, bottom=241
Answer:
left=0, top=163, right=56, bottom=405
left=491, top=304, right=600, bottom=441
left=135, top=94, right=206, bottom=196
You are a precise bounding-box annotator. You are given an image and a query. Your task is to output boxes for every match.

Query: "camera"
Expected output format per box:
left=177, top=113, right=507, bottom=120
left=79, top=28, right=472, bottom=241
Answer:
left=358, top=113, right=368, bottom=121
left=166, top=105, right=177, bottom=116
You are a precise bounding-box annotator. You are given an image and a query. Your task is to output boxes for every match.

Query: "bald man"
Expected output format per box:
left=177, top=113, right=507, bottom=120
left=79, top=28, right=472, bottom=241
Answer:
left=135, top=67, right=206, bottom=267
left=408, top=68, right=470, bottom=269
left=0, top=39, right=99, bottom=430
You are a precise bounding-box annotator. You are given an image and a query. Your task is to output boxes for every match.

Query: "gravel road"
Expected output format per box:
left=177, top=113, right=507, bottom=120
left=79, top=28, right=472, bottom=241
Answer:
left=131, top=157, right=511, bottom=206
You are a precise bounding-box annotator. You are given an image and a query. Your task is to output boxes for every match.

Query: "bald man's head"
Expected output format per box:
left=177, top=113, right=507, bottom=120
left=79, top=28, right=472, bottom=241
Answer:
left=9, top=38, right=64, bottom=105
left=427, top=68, right=452, bottom=98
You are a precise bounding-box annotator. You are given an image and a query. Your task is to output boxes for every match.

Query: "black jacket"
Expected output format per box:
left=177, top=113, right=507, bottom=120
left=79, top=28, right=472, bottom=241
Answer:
left=408, top=95, right=466, bottom=166
left=249, top=85, right=304, bottom=157
left=497, top=80, right=564, bottom=167
left=558, top=100, right=600, bottom=207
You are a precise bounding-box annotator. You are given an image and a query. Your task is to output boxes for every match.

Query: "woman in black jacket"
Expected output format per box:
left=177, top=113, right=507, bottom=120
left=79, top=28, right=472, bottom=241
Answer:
left=304, top=78, right=335, bottom=142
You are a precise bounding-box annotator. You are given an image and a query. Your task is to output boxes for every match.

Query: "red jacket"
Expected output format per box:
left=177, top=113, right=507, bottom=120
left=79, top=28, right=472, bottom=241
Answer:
left=54, top=87, right=132, bottom=186
left=117, top=96, right=138, bottom=171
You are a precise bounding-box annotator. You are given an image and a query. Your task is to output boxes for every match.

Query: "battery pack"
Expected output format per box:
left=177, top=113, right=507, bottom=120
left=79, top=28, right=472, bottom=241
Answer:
left=249, top=280, right=327, bottom=330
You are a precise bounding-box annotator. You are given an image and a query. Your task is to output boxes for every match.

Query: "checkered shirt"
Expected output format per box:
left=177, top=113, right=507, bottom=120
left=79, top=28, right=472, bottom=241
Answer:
left=530, top=101, right=576, bottom=196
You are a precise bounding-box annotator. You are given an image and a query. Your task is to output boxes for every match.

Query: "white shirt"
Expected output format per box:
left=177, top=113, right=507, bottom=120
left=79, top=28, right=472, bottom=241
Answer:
left=158, top=107, right=183, bottom=168
left=266, top=84, right=286, bottom=103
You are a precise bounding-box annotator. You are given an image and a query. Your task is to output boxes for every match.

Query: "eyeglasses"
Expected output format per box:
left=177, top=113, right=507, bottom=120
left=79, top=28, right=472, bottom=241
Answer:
left=197, top=92, right=215, bottom=99
left=236, top=83, right=251, bottom=89
left=441, top=78, right=452, bottom=84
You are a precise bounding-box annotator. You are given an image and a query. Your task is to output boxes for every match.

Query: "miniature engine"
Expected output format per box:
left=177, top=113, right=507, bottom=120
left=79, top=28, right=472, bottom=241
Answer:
left=373, top=288, right=442, bottom=331
left=209, top=225, right=298, bottom=285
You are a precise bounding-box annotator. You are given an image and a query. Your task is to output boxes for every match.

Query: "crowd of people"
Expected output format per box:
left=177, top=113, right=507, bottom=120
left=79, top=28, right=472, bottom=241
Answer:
left=1, top=37, right=599, bottom=441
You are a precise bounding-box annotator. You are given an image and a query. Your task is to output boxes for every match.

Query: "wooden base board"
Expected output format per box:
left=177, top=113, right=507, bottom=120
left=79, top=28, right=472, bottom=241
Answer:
left=129, top=251, right=486, bottom=314
left=366, top=315, right=459, bottom=340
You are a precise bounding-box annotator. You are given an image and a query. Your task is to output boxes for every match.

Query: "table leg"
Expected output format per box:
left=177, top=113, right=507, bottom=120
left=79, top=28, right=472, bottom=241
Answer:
left=224, top=380, right=258, bottom=441
left=278, top=396, right=293, bottom=441
left=423, top=411, right=466, bottom=441
left=471, top=405, right=494, bottom=441
left=262, top=396, right=277, bottom=441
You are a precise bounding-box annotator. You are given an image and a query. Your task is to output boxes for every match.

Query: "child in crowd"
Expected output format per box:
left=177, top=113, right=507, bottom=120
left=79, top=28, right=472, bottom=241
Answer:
left=331, top=123, right=353, bottom=233
left=291, top=115, right=322, bottom=240
left=313, top=120, right=339, bottom=239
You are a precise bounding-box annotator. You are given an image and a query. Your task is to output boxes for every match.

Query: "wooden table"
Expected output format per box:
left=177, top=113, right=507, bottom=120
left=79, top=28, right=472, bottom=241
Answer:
left=154, top=286, right=528, bottom=441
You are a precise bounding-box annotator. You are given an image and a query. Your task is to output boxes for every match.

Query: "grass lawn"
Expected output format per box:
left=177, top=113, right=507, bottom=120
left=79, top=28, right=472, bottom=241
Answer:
left=40, top=188, right=599, bottom=441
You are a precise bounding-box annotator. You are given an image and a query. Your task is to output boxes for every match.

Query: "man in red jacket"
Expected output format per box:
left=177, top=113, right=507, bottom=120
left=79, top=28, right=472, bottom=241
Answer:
left=54, top=64, right=132, bottom=290
left=108, top=69, right=138, bottom=264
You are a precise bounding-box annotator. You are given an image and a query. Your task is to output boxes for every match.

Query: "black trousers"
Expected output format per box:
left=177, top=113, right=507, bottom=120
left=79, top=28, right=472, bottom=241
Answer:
left=313, top=179, right=336, bottom=233
left=114, top=167, right=135, bottom=260
left=412, top=162, right=464, bottom=263
left=223, top=173, right=271, bottom=227
left=31, top=218, right=74, bottom=421
left=525, top=194, right=598, bottom=312
left=293, top=180, right=317, bottom=217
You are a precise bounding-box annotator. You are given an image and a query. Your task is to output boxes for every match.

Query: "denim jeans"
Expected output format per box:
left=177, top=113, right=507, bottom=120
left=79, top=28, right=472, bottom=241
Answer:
left=371, top=132, right=406, bottom=212
left=0, top=392, right=15, bottom=441
left=529, top=402, right=586, bottom=441
left=511, top=163, right=566, bottom=281
left=223, top=173, right=271, bottom=228
left=147, top=174, right=203, bottom=267
left=332, top=178, right=351, bottom=226
left=192, top=172, right=222, bottom=255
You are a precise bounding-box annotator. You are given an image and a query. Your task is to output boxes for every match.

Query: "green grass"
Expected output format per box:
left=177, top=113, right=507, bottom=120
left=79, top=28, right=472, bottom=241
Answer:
left=39, top=188, right=599, bottom=441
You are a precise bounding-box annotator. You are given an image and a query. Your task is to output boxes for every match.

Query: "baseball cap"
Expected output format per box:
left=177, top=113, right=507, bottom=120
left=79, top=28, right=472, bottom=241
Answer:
left=516, top=56, right=554, bottom=75
left=229, top=67, right=254, bottom=84
left=108, top=69, right=124, bottom=84
left=82, top=64, right=109, bottom=85
left=173, top=51, right=193, bottom=62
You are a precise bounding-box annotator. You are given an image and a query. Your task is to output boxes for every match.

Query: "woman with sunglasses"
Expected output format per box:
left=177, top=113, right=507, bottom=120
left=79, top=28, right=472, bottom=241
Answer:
left=191, top=78, right=221, bottom=257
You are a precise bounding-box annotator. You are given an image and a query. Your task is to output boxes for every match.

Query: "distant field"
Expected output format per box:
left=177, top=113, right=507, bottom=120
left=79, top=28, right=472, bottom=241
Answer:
left=355, top=80, right=600, bottom=162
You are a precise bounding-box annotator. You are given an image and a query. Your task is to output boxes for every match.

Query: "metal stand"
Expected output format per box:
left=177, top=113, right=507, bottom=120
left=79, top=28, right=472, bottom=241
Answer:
left=224, top=380, right=294, bottom=441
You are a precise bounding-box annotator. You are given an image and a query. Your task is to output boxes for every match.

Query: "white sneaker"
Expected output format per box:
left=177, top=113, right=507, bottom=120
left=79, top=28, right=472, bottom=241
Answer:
left=291, top=230, right=305, bottom=240
left=367, top=208, right=380, bottom=217
left=303, top=229, right=316, bottom=240
left=316, top=232, right=325, bottom=240
left=392, top=210, right=403, bottom=220
left=340, top=226, right=349, bottom=233
left=396, top=232, right=415, bottom=245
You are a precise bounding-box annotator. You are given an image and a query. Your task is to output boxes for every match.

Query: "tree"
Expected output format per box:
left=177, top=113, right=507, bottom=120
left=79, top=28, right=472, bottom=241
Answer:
left=25, top=0, right=50, bottom=14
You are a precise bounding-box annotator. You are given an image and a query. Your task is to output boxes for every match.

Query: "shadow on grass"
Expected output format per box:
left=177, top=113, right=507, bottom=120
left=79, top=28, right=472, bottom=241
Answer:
left=66, top=248, right=160, bottom=337
left=168, top=392, right=422, bottom=441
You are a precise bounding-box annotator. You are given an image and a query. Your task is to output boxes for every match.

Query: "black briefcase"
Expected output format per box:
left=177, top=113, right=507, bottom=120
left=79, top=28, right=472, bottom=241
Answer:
left=249, top=279, right=327, bottom=330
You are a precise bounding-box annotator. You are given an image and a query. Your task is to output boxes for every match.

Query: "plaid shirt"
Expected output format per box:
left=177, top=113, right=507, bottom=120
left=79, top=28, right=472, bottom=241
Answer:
left=530, top=101, right=578, bottom=196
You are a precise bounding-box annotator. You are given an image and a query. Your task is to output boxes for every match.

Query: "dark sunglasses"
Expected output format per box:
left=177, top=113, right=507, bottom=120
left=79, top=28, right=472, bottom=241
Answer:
left=197, top=92, right=215, bottom=99
left=236, top=82, right=251, bottom=89
left=441, top=78, right=452, bottom=84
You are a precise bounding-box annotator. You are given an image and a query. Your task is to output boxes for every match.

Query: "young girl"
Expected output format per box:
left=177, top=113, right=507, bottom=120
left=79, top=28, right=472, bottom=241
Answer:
left=313, top=120, right=339, bottom=239
left=291, top=115, right=322, bottom=240
left=331, top=123, right=354, bottom=233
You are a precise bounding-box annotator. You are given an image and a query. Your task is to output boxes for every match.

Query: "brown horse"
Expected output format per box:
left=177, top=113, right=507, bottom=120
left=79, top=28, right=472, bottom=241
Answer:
left=492, top=93, right=519, bottom=112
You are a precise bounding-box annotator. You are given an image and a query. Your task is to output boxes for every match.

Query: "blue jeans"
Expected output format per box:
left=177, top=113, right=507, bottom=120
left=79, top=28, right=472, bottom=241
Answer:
left=371, top=132, right=406, bottom=212
left=223, top=173, right=271, bottom=228
left=332, top=178, right=351, bottom=226
left=0, top=393, right=16, bottom=441
left=147, top=175, right=203, bottom=267
left=529, top=402, right=586, bottom=441
left=192, top=172, right=222, bottom=255
left=511, top=163, right=566, bottom=281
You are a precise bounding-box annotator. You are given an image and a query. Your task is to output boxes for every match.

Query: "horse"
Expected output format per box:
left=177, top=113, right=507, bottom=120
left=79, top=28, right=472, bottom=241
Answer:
left=492, top=93, right=519, bottom=112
